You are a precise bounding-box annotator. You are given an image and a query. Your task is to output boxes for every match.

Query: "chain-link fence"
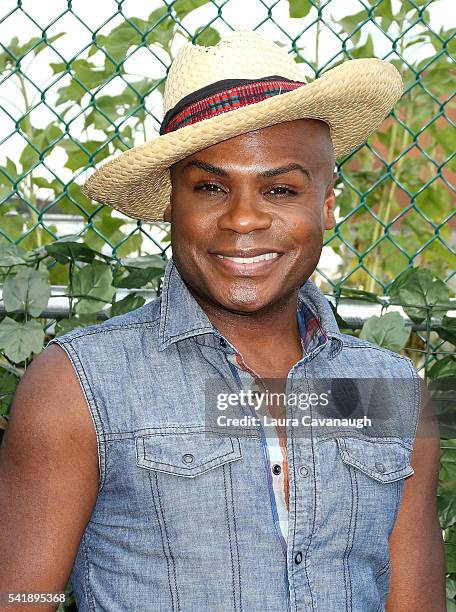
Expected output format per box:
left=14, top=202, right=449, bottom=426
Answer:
left=0, top=0, right=454, bottom=293
left=0, top=0, right=455, bottom=373
left=0, top=4, right=455, bottom=605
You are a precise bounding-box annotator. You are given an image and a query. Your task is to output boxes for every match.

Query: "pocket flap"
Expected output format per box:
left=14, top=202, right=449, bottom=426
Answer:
left=136, top=432, right=242, bottom=477
left=336, top=437, right=415, bottom=483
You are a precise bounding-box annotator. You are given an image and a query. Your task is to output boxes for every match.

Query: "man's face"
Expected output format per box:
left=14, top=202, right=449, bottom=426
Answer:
left=165, top=119, right=336, bottom=314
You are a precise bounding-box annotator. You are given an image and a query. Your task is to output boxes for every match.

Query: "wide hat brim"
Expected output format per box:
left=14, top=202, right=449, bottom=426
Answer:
left=82, top=58, right=402, bottom=222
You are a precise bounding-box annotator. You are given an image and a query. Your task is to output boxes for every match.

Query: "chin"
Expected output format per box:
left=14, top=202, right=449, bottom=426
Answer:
left=214, top=286, right=275, bottom=313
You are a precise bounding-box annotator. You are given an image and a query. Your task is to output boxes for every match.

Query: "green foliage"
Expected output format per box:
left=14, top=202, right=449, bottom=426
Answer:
left=389, top=268, right=451, bottom=323
left=0, top=241, right=166, bottom=364
left=72, top=262, right=116, bottom=314
left=0, top=1, right=454, bottom=606
left=0, top=317, right=45, bottom=363
left=359, top=311, right=411, bottom=352
left=110, top=292, right=146, bottom=317
left=0, top=368, right=20, bottom=416
left=289, top=0, right=312, bottom=18
left=3, top=267, right=50, bottom=317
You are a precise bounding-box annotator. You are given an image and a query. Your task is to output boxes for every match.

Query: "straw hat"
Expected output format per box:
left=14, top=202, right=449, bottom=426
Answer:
left=82, top=30, right=403, bottom=222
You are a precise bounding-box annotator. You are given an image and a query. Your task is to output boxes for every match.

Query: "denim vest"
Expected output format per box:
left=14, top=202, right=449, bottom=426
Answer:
left=47, top=256, right=420, bottom=612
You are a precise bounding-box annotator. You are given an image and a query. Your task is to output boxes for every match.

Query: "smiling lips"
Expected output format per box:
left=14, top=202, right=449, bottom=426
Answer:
left=211, top=251, right=282, bottom=274
left=216, top=252, right=279, bottom=263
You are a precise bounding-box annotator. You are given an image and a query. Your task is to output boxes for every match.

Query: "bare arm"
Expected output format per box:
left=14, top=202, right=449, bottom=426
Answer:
left=386, top=382, right=446, bottom=611
left=0, top=344, right=99, bottom=611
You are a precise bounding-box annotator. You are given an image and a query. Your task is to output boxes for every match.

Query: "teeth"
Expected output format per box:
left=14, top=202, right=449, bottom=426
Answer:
left=216, top=252, right=279, bottom=263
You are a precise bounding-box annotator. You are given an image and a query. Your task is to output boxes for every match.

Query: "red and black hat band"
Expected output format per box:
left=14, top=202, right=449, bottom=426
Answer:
left=159, top=75, right=306, bottom=135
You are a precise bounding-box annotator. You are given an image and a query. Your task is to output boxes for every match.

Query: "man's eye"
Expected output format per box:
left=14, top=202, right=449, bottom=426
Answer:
left=267, top=186, right=298, bottom=196
left=195, top=183, right=225, bottom=193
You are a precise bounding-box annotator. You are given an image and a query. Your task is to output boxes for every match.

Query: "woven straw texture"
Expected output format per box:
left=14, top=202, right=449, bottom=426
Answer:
left=83, top=31, right=403, bottom=222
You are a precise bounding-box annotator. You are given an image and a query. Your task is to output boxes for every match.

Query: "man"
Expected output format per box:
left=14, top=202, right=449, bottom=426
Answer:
left=0, top=31, right=445, bottom=611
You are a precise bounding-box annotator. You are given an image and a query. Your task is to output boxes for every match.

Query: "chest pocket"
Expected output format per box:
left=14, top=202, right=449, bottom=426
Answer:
left=135, top=431, right=242, bottom=477
left=335, top=436, right=415, bottom=483
left=134, top=430, right=244, bottom=562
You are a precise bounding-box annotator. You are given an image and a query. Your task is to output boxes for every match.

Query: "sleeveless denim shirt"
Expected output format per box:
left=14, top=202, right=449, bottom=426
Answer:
left=46, top=256, right=420, bottom=612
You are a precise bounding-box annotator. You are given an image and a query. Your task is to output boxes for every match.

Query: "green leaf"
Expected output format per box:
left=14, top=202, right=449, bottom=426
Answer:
left=112, top=255, right=166, bottom=288
left=0, top=317, right=44, bottom=363
left=436, top=316, right=456, bottom=346
left=110, top=292, right=146, bottom=317
left=376, top=0, right=393, bottom=30
left=71, top=59, right=111, bottom=89
left=53, top=182, right=99, bottom=217
left=439, top=489, right=456, bottom=529
left=55, top=314, right=98, bottom=337
left=98, top=18, right=148, bottom=64
left=72, top=261, right=116, bottom=314
left=0, top=244, right=28, bottom=267
left=0, top=216, right=24, bottom=244
left=59, top=139, right=110, bottom=172
left=121, top=254, right=166, bottom=270
left=45, top=240, right=103, bottom=264
left=51, top=59, right=111, bottom=90
left=83, top=93, right=134, bottom=131
left=429, top=356, right=456, bottom=380
left=329, top=302, right=350, bottom=330
left=350, top=33, right=374, bottom=59
left=112, top=265, right=163, bottom=289
left=34, top=124, right=63, bottom=152
left=430, top=122, right=454, bottom=156
left=359, top=312, right=411, bottom=353
left=4, top=158, right=18, bottom=180
left=447, top=596, right=456, bottom=612
left=339, top=287, right=382, bottom=303
left=2, top=33, right=63, bottom=63
left=447, top=575, right=456, bottom=599
left=144, top=8, right=175, bottom=50
left=19, top=125, right=64, bottom=170
left=194, top=26, right=221, bottom=47
left=3, top=267, right=51, bottom=317
left=445, top=524, right=456, bottom=572
left=419, top=60, right=454, bottom=96
left=339, top=11, right=367, bottom=45
left=446, top=542, right=456, bottom=574
left=55, top=79, right=87, bottom=107
left=173, top=0, right=211, bottom=19
left=440, top=440, right=456, bottom=483
left=429, top=375, right=456, bottom=439
left=25, top=33, right=65, bottom=58
left=19, top=143, right=39, bottom=171
left=389, top=268, right=451, bottom=323
left=289, top=0, right=312, bottom=18
left=113, top=234, right=143, bottom=259
left=0, top=368, right=20, bottom=416
left=446, top=577, right=456, bottom=611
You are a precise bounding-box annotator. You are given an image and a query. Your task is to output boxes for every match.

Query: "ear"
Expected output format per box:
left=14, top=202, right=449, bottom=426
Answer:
left=322, top=172, right=337, bottom=230
left=163, top=202, right=172, bottom=223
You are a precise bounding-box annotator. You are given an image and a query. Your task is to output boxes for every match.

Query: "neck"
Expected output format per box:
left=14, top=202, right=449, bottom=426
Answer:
left=186, top=283, right=302, bottom=353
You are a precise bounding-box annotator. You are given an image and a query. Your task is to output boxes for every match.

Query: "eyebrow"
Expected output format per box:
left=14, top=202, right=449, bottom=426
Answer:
left=184, top=159, right=311, bottom=180
left=184, top=160, right=228, bottom=177
left=260, top=163, right=310, bottom=180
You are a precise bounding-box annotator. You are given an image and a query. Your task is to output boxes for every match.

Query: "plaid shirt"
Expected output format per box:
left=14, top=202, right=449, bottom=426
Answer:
left=225, top=298, right=328, bottom=554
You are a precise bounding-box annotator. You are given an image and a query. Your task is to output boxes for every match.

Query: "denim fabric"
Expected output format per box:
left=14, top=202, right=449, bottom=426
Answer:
left=225, top=300, right=326, bottom=553
left=46, top=256, right=420, bottom=612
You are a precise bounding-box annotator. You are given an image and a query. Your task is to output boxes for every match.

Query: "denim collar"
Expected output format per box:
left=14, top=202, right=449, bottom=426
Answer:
left=157, top=256, right=342, bottom=353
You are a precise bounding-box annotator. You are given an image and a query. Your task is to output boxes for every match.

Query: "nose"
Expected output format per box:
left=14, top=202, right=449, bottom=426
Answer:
left=217, top=188, right=272, bottom=234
